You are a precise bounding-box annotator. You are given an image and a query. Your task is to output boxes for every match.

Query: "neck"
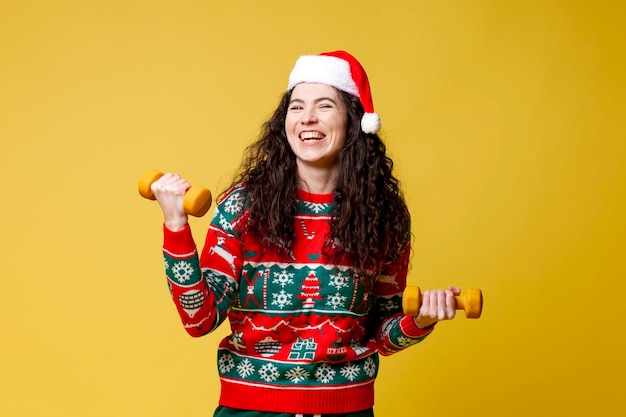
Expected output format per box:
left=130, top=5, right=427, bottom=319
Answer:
left=296, top=164, right=338, bottom=194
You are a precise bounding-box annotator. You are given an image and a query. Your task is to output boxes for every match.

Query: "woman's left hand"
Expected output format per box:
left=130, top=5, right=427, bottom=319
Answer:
left=413, top=286, right=461, bottom=329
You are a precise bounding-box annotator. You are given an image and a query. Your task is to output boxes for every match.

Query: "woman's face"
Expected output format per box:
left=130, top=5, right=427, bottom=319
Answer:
left=285, top=82, right=349, bottom=173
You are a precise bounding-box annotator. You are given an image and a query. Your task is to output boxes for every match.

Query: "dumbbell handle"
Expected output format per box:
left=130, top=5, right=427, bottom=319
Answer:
left=402, top=286, right=483, bottom=319
left=138, top=169, right=212, bottom=217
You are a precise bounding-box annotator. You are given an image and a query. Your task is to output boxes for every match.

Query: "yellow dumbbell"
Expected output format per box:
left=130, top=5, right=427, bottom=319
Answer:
left=403, top=286, right=483, bottom=319
left=138, top=168, right=212, bottom=217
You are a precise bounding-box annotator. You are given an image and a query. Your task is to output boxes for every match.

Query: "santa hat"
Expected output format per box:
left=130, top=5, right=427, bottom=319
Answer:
left=287, top=50, right=381, bottom=134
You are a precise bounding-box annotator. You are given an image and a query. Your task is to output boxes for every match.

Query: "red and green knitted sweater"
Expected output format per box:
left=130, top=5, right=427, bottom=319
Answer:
left=162, top=184, right=434, bottom=414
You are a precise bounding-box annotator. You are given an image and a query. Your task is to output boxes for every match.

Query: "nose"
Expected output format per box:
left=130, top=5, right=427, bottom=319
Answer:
left=301, top=108, right=318, bottom=124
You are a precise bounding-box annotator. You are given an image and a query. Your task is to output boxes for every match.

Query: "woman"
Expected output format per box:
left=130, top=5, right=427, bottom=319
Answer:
left=151, top=50, right=460, bottom=417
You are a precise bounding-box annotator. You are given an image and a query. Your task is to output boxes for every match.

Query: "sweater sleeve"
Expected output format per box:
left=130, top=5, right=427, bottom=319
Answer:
left=162, top=187, right=245, bottom=337
left=372, top=239, right=436, bottom=356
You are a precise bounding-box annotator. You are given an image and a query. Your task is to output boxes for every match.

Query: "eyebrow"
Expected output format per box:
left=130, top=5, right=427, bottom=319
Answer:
left=288, top=97, right=339, bottom=105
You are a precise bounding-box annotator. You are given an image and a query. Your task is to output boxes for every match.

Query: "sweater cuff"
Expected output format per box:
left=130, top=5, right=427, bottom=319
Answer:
left=163, top=223, right=197, bottom=255
left=400, top=315, right=436, bottom=338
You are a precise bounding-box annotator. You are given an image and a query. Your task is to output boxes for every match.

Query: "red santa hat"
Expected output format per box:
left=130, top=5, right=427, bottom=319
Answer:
left=287, top=50, right=381, bottom=134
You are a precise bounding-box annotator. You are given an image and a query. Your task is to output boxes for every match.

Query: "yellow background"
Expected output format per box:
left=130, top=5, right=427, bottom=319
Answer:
left=2, top=1, right=624, bottom=416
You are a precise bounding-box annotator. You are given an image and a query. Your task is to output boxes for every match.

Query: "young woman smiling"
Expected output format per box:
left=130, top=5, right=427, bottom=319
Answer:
left=150, top=50, right=459, bottom=417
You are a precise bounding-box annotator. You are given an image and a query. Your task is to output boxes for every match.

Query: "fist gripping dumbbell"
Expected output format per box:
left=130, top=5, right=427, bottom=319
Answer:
left=403, top=286, right=483, bottom=319
left=138, top=169, right=212, bottom=217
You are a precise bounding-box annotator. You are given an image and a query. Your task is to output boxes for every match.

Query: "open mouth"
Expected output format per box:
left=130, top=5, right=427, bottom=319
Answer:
left=299, top=131, right=325, bottom=141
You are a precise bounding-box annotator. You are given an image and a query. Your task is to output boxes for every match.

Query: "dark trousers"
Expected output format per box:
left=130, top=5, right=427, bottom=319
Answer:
left=213, top=406, right=375, bottom=417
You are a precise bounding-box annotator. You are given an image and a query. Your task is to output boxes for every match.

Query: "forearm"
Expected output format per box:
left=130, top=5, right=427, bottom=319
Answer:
left=163, top=224, right=236, bottom=336
left=376, top=310, right=435, bottom=356
left=371, top=239, right=435, bottom=355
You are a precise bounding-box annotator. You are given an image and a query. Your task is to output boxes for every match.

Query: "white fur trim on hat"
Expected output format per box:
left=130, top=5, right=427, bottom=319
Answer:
left=288, top=55, right=359, bottom=97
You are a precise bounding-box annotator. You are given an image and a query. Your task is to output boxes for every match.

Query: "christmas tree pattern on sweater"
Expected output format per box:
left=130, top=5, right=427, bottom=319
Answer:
left=162, top=184, right=434, bottom=413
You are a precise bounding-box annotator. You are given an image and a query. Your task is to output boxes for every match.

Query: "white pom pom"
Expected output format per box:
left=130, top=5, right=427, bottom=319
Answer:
left=361, top=112, right=381, bottom=134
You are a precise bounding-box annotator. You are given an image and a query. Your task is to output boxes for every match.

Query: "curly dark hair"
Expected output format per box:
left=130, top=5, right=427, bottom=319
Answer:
left=224, top=88, right=411, bottom=275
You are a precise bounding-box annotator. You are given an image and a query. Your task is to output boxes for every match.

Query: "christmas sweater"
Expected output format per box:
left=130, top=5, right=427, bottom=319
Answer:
left=162, top=184, right=434, bottom=414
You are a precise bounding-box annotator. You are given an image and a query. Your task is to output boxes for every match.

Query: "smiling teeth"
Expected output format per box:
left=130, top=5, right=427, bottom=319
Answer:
left=300, top=131, right=324, bottom=140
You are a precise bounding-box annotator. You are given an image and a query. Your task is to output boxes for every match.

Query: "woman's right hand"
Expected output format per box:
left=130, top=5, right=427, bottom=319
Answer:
left=150, top=172, right=190, bottom=231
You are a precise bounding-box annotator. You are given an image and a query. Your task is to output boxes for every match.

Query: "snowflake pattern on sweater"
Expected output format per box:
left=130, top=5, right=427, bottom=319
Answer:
left=162, top=184, right=434, bottom=414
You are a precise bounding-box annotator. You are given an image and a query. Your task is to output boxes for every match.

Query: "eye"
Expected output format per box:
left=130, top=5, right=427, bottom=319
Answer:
left=289, top=105, right=303, bottom=111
